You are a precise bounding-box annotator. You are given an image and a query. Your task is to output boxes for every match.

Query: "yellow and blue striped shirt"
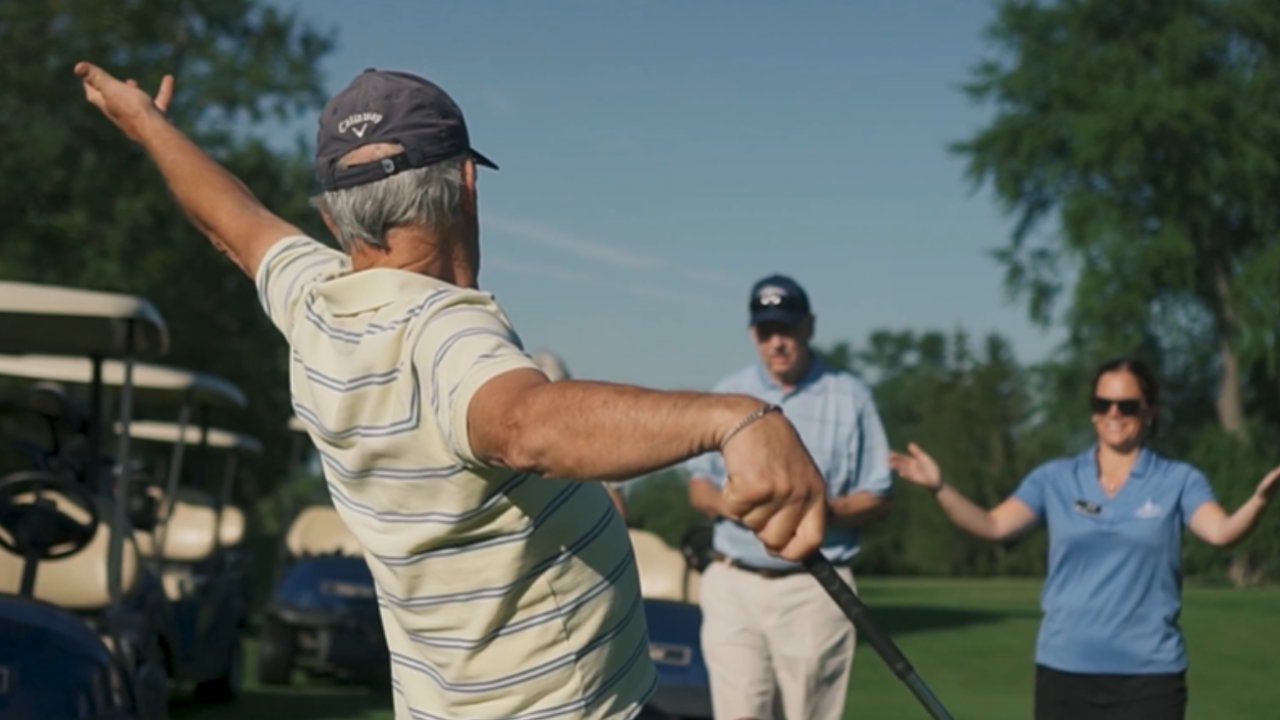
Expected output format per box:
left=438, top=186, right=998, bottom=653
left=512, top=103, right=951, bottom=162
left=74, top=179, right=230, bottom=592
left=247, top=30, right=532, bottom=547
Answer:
left=256, top=236, right=656, bottom=720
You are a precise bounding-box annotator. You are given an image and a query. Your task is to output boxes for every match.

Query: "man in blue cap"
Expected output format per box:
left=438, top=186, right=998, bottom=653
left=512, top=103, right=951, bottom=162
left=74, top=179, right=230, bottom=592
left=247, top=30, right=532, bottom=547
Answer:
left=686, top=274, right=895, bottom=720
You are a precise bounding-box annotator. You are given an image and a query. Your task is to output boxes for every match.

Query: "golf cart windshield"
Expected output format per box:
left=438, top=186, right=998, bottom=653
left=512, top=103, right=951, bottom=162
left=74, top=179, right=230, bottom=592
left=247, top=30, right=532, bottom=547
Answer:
left=0, top=354, right=249, bottom=558
left=124, top=420, right=261, bottom=562
left=0, top=281, right=169, bottom=647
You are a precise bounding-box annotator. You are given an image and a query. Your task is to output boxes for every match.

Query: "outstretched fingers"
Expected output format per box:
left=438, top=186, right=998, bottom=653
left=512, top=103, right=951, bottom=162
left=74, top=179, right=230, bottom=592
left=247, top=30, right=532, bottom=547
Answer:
left=155, top=74, right=175, bottom=113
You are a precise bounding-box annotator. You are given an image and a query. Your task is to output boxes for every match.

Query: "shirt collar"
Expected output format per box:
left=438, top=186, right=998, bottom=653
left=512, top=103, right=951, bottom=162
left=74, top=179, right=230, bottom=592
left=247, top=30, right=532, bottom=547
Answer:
left=1078, top=443, right=1154, bottom=480
left=314, top=267, right=467, bottom=316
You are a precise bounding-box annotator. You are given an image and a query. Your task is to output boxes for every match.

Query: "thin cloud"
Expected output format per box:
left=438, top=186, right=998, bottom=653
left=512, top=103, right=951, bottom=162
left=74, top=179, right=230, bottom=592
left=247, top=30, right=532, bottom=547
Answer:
left=482, top=255, right=597, bottom=285
left=483, top=214, right=665, bottom=270
left=483, top=254, right=716, bottom=306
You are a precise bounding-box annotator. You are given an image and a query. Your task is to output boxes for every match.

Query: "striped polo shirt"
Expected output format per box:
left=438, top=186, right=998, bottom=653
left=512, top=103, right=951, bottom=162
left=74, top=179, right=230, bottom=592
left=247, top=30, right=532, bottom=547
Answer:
left=255, top=236, right=656, bottom=720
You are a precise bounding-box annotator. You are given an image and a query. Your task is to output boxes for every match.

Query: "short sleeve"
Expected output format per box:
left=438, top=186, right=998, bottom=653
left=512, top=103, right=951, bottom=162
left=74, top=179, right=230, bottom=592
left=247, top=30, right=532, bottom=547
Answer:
left=412, top=292, right=540, bottom=469
left=254, top=236, right=349, bottom=338
left=1180, top=467, right=1218, bottom=525
left=1010, top=465, right=1050, bottom=519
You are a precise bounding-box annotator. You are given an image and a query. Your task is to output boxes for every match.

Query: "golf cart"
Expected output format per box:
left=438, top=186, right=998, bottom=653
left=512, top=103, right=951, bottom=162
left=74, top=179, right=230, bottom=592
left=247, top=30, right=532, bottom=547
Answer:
left=0, top=279, right=171, bottom=720
left=629, top=526, right=714, bottom=720
left=125, top=418, right=260, bottom=697
left=0, top=353, right=252, bottom=705
left=257, top=416, right=386, bottom=686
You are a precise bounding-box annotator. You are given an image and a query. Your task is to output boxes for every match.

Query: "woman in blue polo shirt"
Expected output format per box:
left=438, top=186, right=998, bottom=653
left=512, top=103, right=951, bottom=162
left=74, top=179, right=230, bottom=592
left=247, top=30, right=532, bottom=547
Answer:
left=888, top=357, right=1278, bottom=720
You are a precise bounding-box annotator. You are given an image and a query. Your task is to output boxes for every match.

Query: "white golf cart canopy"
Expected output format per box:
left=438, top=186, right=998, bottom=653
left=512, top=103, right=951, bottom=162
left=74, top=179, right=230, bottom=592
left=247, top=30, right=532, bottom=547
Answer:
left=0, top=354, right=245, bottom=408
left=125, top=420, right=263, bottom=455
left=0, top=280, right=169, bottom=358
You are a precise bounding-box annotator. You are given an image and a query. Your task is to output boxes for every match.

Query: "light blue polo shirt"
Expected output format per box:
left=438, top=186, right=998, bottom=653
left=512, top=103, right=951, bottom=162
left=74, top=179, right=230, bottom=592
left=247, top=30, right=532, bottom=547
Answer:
left=684, top=357, right=893, bottom=570
left=1011, top=445, right=1217, bottom=675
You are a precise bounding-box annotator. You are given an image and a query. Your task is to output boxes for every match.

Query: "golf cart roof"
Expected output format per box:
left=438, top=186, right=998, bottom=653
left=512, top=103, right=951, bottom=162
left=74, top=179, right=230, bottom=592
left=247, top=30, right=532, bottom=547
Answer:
left=0, top=354, right=246, bottom=407
left=287, top=416, right=307, bottom=433
left=123, top=420, right=264, bottom=454
left=0, top=280, right=169, bottom=358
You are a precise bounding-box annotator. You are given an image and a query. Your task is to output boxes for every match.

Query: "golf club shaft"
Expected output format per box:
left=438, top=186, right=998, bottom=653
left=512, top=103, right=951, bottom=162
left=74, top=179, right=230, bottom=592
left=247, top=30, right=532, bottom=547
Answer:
left=801, top=553, right=957, bottom=720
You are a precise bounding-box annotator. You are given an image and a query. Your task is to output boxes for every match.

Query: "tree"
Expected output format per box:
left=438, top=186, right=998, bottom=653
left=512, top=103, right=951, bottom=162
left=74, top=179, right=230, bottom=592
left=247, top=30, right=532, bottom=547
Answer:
left=953, top=0, right=1280, bottom=438
left=623, top=467, right=706, bottom=550
left=821, top=330, right=1051, bottom=577
left=0, top=0, right=335, bottom=523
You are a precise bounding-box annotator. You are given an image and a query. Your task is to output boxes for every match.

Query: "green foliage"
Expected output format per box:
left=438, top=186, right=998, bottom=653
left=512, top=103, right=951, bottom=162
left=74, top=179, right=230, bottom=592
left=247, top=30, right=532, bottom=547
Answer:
left=623, top=467, right=707, bottom=550
left=953, top=0, right=1280, bottom=435
left=827, top=331, right=1050, bottom=577
left=1180, top=425, right=1280, bottom=583
left=0, top=0, right=336, bottom=524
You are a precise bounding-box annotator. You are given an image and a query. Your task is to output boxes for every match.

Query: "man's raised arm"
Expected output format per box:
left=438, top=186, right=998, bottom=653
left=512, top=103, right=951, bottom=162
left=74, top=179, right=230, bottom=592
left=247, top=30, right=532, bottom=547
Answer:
left=468, top=369, right=828, bottom=561
left=75, top=63, right=300, bottom=278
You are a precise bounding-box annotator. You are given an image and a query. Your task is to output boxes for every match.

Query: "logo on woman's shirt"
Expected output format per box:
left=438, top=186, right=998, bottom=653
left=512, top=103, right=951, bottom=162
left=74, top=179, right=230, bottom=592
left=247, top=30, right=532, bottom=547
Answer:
left=1134, top=499, right=1162, bottom=519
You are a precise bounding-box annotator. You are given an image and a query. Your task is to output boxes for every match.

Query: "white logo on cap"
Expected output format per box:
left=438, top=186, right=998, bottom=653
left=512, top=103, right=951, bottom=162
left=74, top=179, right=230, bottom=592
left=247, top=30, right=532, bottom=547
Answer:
left=338, top=112, right=384, bottom=138
left=756, top=285, right=788, bottom=306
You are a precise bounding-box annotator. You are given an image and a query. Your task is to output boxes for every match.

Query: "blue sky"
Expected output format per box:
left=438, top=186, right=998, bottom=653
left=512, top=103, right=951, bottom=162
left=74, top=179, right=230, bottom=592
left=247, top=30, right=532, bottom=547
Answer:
left=264, top=0, right=1067, bottom=391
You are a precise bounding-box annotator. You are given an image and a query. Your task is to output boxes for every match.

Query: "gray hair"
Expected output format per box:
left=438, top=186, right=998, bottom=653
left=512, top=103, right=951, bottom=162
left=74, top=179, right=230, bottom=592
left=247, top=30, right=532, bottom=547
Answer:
left=312, top=154, right=468, bottom=252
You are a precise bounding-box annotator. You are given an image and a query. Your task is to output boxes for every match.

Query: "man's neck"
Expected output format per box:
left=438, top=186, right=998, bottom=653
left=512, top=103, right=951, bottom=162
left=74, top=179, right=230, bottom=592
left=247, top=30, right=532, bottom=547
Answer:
left=348, top=225, right=478, bottom=288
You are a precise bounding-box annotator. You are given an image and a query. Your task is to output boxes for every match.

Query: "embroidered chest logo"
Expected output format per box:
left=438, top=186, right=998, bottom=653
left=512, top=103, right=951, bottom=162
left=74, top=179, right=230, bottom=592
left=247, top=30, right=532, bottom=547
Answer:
left=1134, top=499, right=1162, bottom=519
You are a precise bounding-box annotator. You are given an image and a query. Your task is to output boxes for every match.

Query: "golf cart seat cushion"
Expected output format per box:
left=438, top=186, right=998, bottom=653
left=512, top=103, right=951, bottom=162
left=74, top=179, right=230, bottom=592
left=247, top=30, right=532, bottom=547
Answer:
left=628, top=529, right=691, bottom=602
left=160, top=565, right=194, bottom=601
left=134, top=493, right=218, bottom=562
left=286, top=505, right=363, bottom=558
left=219, top=505, right=245, bottom=547
left=0, top=494, right=141, bottom=610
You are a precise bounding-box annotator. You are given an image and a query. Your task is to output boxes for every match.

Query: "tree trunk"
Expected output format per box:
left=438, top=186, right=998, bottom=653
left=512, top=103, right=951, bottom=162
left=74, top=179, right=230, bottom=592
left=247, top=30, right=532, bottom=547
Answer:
left=1212, top=258, right=1247, bottom=437
left=1216, top=338, right=1246, bottom=436
left=1227, top=553, right=1262, bottom=588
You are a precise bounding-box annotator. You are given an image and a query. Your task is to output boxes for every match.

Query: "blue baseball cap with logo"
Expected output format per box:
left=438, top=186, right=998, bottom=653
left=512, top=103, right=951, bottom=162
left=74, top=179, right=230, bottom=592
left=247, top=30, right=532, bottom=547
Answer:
left=748, top=274, right=811, bottom=327
left=315, top=68, right=498, bottom=192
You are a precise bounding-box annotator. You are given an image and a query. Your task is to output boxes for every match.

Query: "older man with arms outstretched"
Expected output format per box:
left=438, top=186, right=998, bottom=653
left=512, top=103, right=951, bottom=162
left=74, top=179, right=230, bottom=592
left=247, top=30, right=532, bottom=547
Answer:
left=74, top=62, right=830, bottom=720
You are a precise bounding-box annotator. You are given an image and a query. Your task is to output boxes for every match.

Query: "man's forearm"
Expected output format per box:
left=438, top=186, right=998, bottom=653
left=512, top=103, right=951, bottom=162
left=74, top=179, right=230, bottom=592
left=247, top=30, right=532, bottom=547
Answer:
left=490, top=379, right=762, bottom=482
left=137, top=112, right=297, bottom=276
left=829, top=492, right=891, bottom=528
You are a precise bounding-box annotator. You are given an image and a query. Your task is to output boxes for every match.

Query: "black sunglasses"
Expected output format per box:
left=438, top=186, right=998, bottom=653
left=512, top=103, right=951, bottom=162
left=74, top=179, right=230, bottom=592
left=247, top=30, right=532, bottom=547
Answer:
left=1090, top=396, right=1144, bottom=416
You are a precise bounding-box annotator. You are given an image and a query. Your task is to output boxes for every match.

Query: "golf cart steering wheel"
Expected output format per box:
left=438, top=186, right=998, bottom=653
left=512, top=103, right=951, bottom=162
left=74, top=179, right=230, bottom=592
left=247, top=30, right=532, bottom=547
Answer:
left=0, top=471, right=100, bottom=560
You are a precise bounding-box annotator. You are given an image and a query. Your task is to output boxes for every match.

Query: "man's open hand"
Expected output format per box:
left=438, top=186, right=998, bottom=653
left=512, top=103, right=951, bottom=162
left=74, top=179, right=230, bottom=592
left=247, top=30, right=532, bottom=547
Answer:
left=719, top=410, right=828, bottom=562
left=74, top=62, right=174, bottom=143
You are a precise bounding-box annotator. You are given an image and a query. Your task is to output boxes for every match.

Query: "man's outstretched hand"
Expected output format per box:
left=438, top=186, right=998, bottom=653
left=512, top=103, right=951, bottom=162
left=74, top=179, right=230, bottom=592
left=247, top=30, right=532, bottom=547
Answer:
left=75, top=62, right=174, bottom=143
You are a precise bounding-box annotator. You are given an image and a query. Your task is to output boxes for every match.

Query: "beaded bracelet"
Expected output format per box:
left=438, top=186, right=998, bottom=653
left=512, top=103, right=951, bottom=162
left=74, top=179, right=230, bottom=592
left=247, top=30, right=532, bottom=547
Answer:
left=718, top=403, right=783, bottom=450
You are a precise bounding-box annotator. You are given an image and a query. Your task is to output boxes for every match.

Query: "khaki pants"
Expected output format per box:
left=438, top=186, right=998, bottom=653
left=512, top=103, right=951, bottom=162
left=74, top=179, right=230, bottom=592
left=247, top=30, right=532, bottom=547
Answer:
left=698, top=560, right=856, bottom=720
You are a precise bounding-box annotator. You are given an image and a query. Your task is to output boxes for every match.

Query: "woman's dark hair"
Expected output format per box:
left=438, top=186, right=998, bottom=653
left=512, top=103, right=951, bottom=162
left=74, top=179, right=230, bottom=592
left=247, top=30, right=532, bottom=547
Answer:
left=1091, top=356, right=1160, bottom=437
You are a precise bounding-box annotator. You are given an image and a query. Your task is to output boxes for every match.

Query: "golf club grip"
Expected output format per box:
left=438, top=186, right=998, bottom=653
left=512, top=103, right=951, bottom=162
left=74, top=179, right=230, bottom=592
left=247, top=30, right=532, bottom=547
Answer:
left=801, top=553, right=915, bottom=679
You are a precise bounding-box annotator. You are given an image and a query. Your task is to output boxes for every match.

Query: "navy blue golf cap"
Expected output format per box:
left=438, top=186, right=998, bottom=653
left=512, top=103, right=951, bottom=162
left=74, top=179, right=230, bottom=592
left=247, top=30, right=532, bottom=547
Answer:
left=748, top=275, right=811, bottom=327
left=315, top=68, right=498, bottom=191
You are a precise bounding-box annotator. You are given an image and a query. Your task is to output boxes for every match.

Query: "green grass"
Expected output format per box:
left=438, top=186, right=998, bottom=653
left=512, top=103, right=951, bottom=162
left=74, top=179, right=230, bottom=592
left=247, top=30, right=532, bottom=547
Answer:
left=171, top=578, right=1280, bottom=720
